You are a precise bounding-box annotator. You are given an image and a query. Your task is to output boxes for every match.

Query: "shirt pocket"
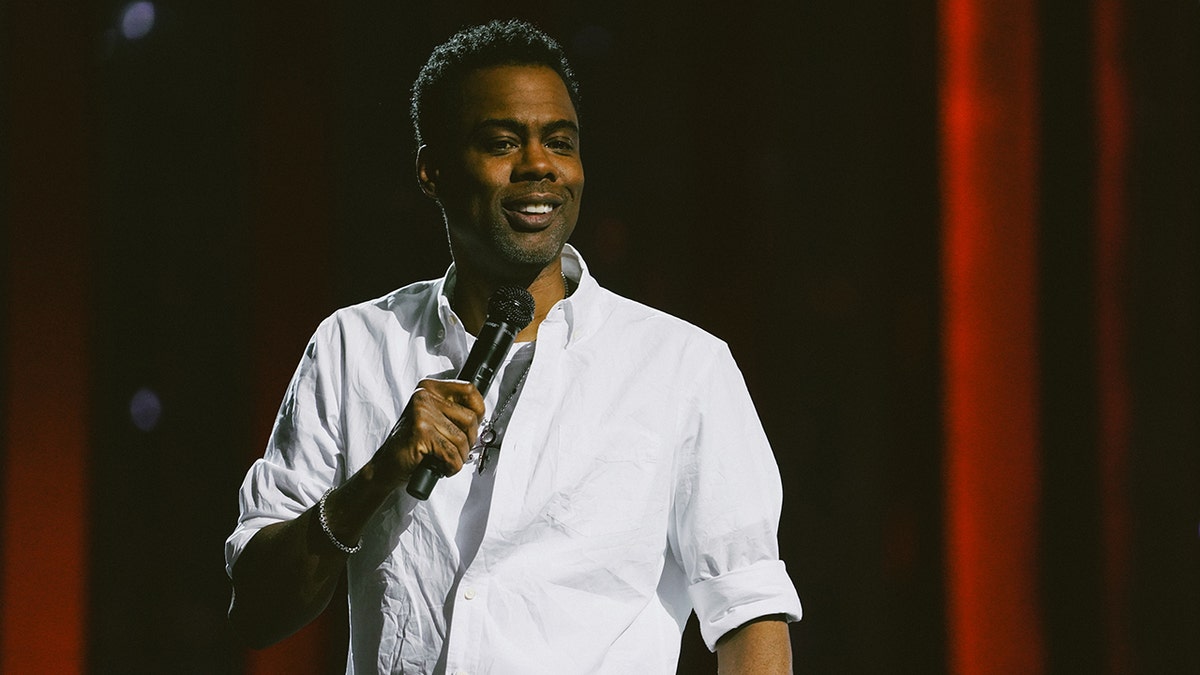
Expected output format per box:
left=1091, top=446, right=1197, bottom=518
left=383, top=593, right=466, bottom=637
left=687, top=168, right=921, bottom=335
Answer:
left=543, top=424, right=670, bottom=539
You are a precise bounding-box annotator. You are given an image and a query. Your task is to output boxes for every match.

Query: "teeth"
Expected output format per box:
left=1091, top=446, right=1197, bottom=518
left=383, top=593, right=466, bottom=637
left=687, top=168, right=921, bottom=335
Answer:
left=516, top=203, right=554, bottom=214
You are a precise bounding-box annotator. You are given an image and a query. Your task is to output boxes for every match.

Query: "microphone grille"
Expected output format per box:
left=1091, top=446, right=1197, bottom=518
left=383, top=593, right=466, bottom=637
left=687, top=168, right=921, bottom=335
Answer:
left=488, top=285, right=536, bottom=330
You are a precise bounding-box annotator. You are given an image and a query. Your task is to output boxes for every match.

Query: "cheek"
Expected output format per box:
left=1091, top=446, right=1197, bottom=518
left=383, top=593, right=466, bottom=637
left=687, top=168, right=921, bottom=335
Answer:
left=566, top=164, right=584, bottom=190
left=447, top=182, right=498, bottom=216
left=469, top=172, right=508, bottom=203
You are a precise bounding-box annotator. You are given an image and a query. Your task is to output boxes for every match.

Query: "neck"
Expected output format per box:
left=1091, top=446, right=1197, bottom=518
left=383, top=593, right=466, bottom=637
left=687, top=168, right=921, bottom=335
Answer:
left=452, top=259, right=568, bottom=342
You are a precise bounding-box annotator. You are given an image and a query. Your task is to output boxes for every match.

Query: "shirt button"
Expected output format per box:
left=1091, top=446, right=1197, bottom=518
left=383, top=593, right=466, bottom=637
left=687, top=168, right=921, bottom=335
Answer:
left=436, top=329, right=445, bottom=339
left=463, top=588, right=477, bottom=600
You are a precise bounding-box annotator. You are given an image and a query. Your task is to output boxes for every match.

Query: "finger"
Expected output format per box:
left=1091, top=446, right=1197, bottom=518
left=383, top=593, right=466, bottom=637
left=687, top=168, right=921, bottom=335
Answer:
left=415, top=379, right=484, bottom=445
left=419, top=378, right=486, bottom=419
left=426, top=402, right=473, bottom=450
left=440, top=399, right=485, bottom=447
left=410, top=395, right=477, bottom=465
left=430, top=426, right=469, bottom=475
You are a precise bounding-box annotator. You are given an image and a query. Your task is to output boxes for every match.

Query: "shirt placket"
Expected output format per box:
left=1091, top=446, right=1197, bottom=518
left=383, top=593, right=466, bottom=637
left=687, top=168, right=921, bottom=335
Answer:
left=442, top=568, right=495, bottom=674
left=442, top=305, right=570, bottom=673
left=440, top=362, right=503, bottom=675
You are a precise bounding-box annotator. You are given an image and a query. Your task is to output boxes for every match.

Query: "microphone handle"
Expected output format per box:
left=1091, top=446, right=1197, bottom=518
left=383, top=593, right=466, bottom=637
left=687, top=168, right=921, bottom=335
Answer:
left=405, top=319, right=517, bottom=500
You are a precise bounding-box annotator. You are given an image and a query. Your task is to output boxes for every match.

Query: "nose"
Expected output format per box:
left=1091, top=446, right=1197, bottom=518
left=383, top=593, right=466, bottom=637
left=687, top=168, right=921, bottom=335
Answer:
left=512, top=143, right=556, bottom=182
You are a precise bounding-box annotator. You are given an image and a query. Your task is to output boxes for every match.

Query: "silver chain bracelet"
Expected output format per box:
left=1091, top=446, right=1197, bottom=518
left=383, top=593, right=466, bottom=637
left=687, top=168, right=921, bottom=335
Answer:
left=318, top=489, right=362, bottom=554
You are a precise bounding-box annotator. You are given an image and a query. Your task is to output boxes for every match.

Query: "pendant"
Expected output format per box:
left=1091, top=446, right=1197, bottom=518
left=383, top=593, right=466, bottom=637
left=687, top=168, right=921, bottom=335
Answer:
left=478, top=426, right=497, bottom=447
left=472, top=422, right=500, bottom=474
left=478, top=444, right=495, bottom=474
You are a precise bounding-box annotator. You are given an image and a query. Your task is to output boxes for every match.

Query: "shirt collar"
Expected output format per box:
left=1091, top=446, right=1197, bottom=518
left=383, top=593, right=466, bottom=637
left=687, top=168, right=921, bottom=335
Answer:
left=429, top=244, right=601, bottom=350
left=555, top=244, right=600, bottom=347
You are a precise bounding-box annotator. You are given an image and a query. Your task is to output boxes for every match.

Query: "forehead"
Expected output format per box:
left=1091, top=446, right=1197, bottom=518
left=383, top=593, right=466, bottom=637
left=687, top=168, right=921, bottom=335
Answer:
left=455, top=65, right=578, bottom=129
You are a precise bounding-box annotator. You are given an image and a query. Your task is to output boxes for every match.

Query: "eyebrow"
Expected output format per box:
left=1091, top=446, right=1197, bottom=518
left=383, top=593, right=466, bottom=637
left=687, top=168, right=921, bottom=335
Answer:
left=472, top=118, right=581, bottom=137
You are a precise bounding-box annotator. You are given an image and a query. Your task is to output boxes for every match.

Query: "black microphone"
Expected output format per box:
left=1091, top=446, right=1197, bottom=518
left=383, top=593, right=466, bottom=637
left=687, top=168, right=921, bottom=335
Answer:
left=406, top=285, right=536, bottom=500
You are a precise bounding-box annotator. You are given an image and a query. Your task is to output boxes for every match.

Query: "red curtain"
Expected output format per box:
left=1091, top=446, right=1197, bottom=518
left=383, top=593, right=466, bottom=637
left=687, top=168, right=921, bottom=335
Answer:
left=939, top=1, right=1137, bottom=673
left=1093, top=1, right=1133, bottom=672
left=939, top=1, right=1045, bottom=672
left=1, top=3, right=92, bottom=672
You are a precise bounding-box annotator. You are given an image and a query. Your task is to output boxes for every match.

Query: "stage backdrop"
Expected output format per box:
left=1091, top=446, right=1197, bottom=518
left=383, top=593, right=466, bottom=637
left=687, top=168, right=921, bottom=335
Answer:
left=3, top=1, right=1197, bottom=673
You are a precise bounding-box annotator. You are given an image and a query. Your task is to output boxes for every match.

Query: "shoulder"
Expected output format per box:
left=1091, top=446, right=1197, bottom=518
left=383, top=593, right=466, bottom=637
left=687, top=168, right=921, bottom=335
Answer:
left=296, top=279, right=441, bottom=367
left=597, top=282, right=724, bottom=338
left=315, top=279, right=440, bottom=338
left=590, top=285, right=729, bottom=354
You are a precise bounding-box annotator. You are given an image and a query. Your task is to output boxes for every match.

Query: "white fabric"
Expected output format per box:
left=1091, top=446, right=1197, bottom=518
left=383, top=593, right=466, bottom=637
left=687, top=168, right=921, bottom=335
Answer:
left=226, top=245, right=802, bottom=674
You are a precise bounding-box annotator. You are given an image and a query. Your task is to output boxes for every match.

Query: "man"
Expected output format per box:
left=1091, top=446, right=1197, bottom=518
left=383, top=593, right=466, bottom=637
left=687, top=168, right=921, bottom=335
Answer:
left=226, top=19, right=801, bottom=674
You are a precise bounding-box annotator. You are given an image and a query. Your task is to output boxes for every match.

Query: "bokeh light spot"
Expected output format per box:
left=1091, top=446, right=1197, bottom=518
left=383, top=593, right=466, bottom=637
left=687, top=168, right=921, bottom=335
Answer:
left=120, top=2, right=156, bottom=41
left=130, top=387, right=162, bottom=432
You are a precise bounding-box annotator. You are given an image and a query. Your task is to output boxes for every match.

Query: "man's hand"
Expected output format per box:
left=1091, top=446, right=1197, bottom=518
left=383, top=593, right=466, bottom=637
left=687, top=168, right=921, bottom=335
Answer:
left=228, top=377, right=484, bottom=648
left=715, top=615, right=792, bottom=675
left=368, top=378, right=486, bottom=489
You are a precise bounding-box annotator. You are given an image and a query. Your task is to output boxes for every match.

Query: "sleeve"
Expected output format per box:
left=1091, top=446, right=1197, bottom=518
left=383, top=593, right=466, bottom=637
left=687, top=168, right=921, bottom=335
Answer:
left=668, top=340, right=802, bottom=651
left=224, top=317, right=347, bottom=578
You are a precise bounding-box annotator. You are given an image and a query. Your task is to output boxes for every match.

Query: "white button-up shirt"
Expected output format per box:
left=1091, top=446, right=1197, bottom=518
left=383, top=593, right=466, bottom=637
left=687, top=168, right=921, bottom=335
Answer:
left=226, top=246, right=802, bottom=674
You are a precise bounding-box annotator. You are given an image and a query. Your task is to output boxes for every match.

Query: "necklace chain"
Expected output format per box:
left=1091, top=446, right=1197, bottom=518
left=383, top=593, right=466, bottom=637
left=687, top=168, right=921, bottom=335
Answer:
left=469, top=272, right=570, bottom=474
left=488, top=364, right=529, bottom=429
left=470, top=361, right=531, bottom=473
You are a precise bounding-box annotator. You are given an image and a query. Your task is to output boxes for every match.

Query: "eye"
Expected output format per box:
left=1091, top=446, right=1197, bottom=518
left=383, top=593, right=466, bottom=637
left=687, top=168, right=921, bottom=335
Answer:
left=547, top=137, right=577, bottom=153
left=485, top=137, right=519, bottom=154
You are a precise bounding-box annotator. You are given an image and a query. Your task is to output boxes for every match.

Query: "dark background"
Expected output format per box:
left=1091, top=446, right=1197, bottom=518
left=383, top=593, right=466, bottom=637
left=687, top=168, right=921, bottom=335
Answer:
left=2, top=1, right=1197, bottom=673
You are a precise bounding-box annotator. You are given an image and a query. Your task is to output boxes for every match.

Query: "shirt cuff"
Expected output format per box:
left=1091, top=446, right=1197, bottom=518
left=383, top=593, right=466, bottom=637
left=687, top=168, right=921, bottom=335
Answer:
left=224, top=522, right=264, bottom=578
left=225, top=514, right=294, bottom=579
left=687, top=559, right=803, bottom=651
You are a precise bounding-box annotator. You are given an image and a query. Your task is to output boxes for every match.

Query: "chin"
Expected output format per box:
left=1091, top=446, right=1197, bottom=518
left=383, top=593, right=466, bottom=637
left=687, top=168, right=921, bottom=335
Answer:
left=494, top=229, right=571, bottom=268
left=496, top=244, right=561, bottom=272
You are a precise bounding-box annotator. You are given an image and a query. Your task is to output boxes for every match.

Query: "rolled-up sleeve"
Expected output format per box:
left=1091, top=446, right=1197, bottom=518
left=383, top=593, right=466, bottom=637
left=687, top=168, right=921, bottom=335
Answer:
left=225, top=318, right=346, bottom=578
left=671, top=342, right=802, bottom=651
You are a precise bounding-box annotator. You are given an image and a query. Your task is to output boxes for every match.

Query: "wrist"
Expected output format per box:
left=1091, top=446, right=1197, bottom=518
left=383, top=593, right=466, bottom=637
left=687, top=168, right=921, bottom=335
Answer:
left=361, top=452, right=407, bottom=499
left=314, top=464, right=396, bottom=557
left=318, top=489, right=362, bottom=554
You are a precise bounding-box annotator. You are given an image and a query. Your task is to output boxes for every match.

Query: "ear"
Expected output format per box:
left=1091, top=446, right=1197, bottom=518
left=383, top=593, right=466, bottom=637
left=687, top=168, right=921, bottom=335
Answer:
left=416, top=144, right=439, bottom=200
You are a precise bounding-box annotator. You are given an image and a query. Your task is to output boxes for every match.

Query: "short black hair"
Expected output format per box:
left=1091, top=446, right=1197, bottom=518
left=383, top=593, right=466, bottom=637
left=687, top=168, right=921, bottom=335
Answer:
left=410, top=19, right=581, bottom=149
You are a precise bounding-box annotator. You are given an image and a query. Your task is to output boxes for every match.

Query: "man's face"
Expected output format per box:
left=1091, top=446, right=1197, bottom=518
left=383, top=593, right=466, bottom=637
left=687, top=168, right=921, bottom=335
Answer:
left=421, top=65, right=584, bottom=281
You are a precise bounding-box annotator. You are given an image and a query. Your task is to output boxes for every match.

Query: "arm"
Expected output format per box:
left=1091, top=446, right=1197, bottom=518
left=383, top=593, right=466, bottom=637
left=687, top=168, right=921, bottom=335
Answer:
left=671, top=343, right=803, bottom=659
left=716, top=615, right=792, bottom=675
left=227, top=379, right=484, bottom=648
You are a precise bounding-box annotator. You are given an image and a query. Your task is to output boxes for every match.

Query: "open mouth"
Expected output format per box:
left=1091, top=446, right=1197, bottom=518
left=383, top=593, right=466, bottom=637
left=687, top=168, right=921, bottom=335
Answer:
left=513, top=203, right=555, bottom=215
left=502, top=195, right=564, bottom=229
